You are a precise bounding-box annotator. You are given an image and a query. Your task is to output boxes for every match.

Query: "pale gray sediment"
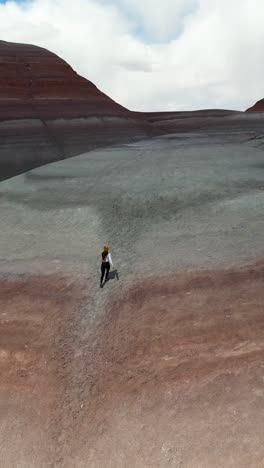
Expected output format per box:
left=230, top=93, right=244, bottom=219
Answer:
left=1, top=131, right=264, bottom=319
left=1, top=131, right=264, bottom=274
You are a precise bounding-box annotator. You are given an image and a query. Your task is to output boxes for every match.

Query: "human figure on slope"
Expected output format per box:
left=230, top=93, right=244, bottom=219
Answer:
left=100, top=245, right=114, bottom=288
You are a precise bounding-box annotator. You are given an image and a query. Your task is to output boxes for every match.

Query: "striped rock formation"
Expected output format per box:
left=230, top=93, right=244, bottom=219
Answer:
left=1, top=40, right=262, bottom=181
left=0, top=40, right=149, bottom=180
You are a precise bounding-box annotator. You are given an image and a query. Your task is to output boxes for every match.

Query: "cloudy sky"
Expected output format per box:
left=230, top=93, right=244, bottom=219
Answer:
left=0, top=0, right=263, bottom=111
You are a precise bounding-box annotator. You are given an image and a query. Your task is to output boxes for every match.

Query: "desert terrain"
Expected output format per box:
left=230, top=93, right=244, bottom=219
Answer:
left=1, top=127, right=264, bottom=466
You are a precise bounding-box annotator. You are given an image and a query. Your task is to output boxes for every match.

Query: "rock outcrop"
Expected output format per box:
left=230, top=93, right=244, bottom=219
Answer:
left=246, top=99, right=264, bottom=112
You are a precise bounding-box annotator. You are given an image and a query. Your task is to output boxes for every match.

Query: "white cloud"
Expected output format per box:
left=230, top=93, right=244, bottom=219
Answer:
left=0, top=0, right=264, bottom=111
left=118, top=0, right=198, bottom=41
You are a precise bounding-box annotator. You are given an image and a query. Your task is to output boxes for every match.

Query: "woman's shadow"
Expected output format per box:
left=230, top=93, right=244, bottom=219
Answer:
left=102, top=269, right=119, bottom=287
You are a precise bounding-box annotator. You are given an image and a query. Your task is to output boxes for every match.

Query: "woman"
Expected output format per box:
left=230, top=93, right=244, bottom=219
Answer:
left=100, top=245, right=114, bottom=287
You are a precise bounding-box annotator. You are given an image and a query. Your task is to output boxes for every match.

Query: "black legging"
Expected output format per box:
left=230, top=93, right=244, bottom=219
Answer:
left=101, top=261, right=110, bottom=283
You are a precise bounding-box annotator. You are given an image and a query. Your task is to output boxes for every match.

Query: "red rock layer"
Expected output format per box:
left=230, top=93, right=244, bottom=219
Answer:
left=0, top=40, right=128, bottom=120
left=246, top=98, right=264, bottom=112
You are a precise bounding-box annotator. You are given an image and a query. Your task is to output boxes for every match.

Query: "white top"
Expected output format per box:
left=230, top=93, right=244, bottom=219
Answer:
left=102, top=252, right=114, bottom=268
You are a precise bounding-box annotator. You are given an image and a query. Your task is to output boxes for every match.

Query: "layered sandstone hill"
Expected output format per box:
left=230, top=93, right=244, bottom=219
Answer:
left=0, top=40, right=128, bottom=120
left=246, top=98, right=264, bottom=112
left=0, top=40, right=150, bottom=180
left=0, top=39, right=259, bottom=181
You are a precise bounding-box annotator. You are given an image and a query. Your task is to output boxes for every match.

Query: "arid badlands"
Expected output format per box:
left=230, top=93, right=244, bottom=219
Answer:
left=0, top=40, right=264, bottom=467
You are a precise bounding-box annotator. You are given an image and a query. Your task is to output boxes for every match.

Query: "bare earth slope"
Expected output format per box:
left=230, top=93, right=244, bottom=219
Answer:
left=1, top=132, right=264, bottom=466
left=1, top=264, right=264, bottom=467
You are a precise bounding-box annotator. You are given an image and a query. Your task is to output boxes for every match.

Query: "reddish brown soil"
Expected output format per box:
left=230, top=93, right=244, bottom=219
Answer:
left=0, top=274, right=88, bottom=466
left=1, top=264, right=264, bottom=467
